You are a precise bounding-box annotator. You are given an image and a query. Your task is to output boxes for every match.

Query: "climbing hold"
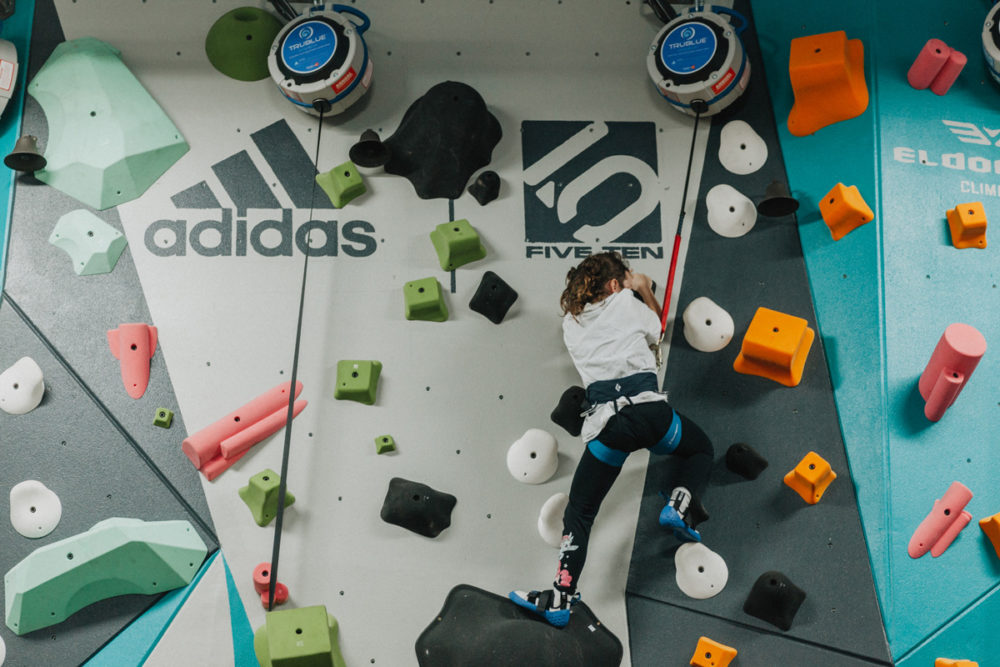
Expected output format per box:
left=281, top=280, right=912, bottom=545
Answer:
left=260, top=582, right=289, bottom=608
left=253, top=562, right=274, bottom=594
left=0, top=357, right=45, bottom=415
left=4, top=135, right=46, bottom=173
left=756, top=180, right=800, bottom=218
left=935, top=660, right=978, bottom=667
left=743, top=570, right=806, bottom=631
left=705, top=184, right=757, bottom=238
left=538, top=493, right=569, bottom=548
left=333, top=360, right=382, bottom=405
left=204, top=7, right=283, bottom=82
left=238, top=469, right=295, bottom=527
left=979, top=512, right=1000, bottom=560
left=688, top=636, right=737, bottom=667
left=908, top=39, right=966, bottom=95
left=468, top=170, right=500, bottom=205
left=315, top=160, right=366, bottom=208
left=919, top=323, right=986, bottom=422
left=253, top=605, right=346, bottom=667
left=733, top=307, right=815, bottom=387
left=787, top=31, right=868, bottom=136
left=404, top=277, right=449, bottom=322
left=909, top=481, right=973, bottom=559
left=946, top=202, right=988, bottom=249
left=783, top=451, right=836, bottom=504
left=375, top=434, right=396, bottom=454
left=507, top=428, right=559, bottom=484
left=725, top=442, right=769, bottom=480
left=819, top=182, right=874, bottom=241
left=9, top=480, right=61, bottom=539
left=4, top=517, right=207, bottom=635
left=153, top=407, right=174, bottom=428
left=182, top=381, right=306, bottom=480
left=349, top=129, right=390, bottom=170
left=429, top=218, right=487, bottom=271
left=682, top=297, right=734, bottom=353
left=107, top=323, right=157, bottom=399
left=380, top=477, right=456, bottom=538
left=718, top=121, right=767, bottom=175
left=469, top=271, right=518, bottom=324
left=550, top=385, right=587, bottom=437
left=674, top=542, right=728, bottom=600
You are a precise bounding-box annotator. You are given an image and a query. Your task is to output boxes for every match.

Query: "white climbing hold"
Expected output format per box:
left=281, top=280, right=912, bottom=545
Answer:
left=718, top=120, right=767, bottom=175
left=706, top=183, right=757, bottom=238
left=538, top=492, right=569, bottom=547
left=10, top=480, right=62, bottom=539
left=682, top=297, right=735, bottom=353
left=674, top=542, right=728, bottom=599
left=506, top=428, right=559, bottom=484
left=0, top=357, right=45, bottom=415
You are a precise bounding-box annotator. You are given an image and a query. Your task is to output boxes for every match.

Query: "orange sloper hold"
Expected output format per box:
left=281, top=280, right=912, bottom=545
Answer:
left=787, top=30, right=869, bottom=136
left=935, top=659, right=979, bottom=667
left=784, top=451, right=837, bottom=504
left=689, top=636, right=737, bottom=667
left=946, top=202, right=988, bottom=249
left=820, top=183, right=874, bottom=241
left=979, top=512, right=1000, bottom=559
left=733, top=307, right=815, bottom=387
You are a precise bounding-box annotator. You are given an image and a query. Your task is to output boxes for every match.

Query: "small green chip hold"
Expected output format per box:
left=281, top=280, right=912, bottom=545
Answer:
left=375, top=435, right=396, bottom=455
left=153, top=408, right=174, bottom=428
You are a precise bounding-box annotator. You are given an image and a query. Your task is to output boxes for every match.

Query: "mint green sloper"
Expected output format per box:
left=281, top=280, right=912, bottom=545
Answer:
left=4, top=518, right=208, bottom=635
left=29, top=38, right=189, bottom=210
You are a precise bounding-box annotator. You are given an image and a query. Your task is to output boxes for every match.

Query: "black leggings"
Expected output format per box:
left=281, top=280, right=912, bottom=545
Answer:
left=554, top=403, right=713, bottom=594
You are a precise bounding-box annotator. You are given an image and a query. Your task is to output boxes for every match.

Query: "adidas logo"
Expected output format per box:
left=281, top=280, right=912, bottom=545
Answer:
left=143, top=120, right=378, bottom=258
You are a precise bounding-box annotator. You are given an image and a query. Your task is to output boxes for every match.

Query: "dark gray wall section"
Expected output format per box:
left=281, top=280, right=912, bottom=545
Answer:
left=171, top=180, right=221, bottom=209
left=211, top=149, right=280, bottom=212
left=251, top=120, right=332, bottom=208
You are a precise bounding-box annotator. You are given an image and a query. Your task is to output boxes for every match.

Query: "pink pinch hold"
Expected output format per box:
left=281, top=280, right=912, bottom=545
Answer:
left=907, top=39, right=951, bottom=90
left=253, top=562, right=272, bottom=594
left=918, top=323, right=986, bottom=421
left=107, top=323, right=158, bottom=399
left=930, top=49, right=967, bottom=96
left=908, top=481, right=973, bottom=559
left=260, top=582, right=289, bottom=608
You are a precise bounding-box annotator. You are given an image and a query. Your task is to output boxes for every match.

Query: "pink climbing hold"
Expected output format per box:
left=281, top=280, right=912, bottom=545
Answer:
left=918, top=323, right=986, bottom=422
left=260, top=582, right=289, bottom=608
left=107, top=323, right=157, bottom=399
left=907, top=38, right=966, bottom=95
left=253, top=562, right=289, bottom=607
left=908, top=481, right=973, bottom=559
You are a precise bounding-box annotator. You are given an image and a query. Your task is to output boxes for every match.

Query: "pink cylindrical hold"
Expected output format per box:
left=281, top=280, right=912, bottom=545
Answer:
left=908, top=38, right=951, bottom=89
left=253, top=562, right=272, bottom=594
left=908, top=481, right=973, bottom=558
left=220, top=399, right=308, bottom=459
left=930, top=49, right=967, bottom=95
left=260, top=582, right=289, bottom=607
left=918, top=323, right=986, bottom=421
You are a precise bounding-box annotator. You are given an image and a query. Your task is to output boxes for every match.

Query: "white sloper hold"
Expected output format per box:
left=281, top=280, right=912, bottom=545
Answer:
left=507, top=428, right=559, bottom=484
left=706, top=183, right=757, bottom=238
left=10, top=480, right=62, bottom=538
left=538, top=492, right=569, bottom=547
left=0, top=357, right=45, bottom=415
left=674, top=542, right=728, bottom=599
left=682, top=297, right=735, bottom=353
left=718, top=120, right=768, bottom=175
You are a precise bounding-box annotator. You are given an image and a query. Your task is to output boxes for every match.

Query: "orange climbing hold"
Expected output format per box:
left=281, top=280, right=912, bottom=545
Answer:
left=787, top=31, right=869, bottom=136
left=689, top=636, right=738, bottom=667
left=820, top=183, right=874, bottom=241
left=784, top=451, right=837, bottom=504
left=946, top=202, right=988, bottom=249
left=979, top=512, right=1000, bottom=560
left=935, top=659, right=979, bottom=667
left=733, top=307, right=815, bottom=387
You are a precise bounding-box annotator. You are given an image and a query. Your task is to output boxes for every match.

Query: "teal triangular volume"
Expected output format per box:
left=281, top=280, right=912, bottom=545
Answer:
left=896, top=582, right=1000, bottom=666
left=83, top=550, right=219, bottom=666
left=223, top=551, right=259, bottom=667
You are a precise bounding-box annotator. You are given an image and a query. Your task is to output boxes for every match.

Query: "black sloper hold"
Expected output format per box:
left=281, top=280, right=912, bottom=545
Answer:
left=725, top=442, right=769, bottom=480
left=380, top=477, right=457, bottom=538
left=550, top=386, right=587, bottom=437
left=469, top=271, right=518, bottom=324
left=468, top=170, right=500, bottom=205
left=743, top=570, right=807, bottom=631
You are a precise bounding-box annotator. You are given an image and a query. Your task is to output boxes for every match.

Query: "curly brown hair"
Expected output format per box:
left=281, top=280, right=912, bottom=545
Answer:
left=560, top=251, right=629, bottom=316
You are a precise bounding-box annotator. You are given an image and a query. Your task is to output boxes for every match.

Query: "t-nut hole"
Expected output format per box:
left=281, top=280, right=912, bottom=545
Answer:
left=529, top=452, right=537, bottom=459
left=352, top=371, right=359, bottom=378
left=344, top=171, right=351, bottom=177
left=944, top=508, right=951, bottom=516
left=829, top=197, right=835, bottom=204
left=705, top=319, right=712, bottom=326
left=12, top=383, right=18, bottom=390
left=418, top=287, right=425, bottom=293
left=295, top=628, right=303, bottom=635
left=67, top=553, right=74, bottom=560
left=740, top=143, right=746, bottom=150
left=697, top=566, right=705, bottom=573
left=262, top=476, right=270, bottom=482
left=808, top=463, right=816, bottom=469
left=130, top=344, right=138, bottom=351
left=814, top=47, right=822, bottom=53
left=262, top=570, right=269, bottom=577
left=30, top=506, right=36, bottom=513
left=87, top=230, right=94, bottom=237
left=453, top=227, right=460, bottom=232
left=769, top=578, right=777, bottom=586
left=234, top=416, right=241, bottom=422
left=729, top=206, right=735, bottom=213
left=773, top=327, right=780, bottom=333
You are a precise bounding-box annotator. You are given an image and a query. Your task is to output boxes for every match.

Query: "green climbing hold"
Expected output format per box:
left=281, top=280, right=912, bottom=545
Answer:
left=153, top=407, right=174, bottom=428
left=316, top=161, right=366, bottom=208
left=333, top=360, right=382, bottom=405
left=48, top=209, right=127, bottom=276
left=205, top=7, right=283, bottom=82
left=429, top=219, right=486, bottom=271
left=254, top=605, right=346, bottom=667
left=404, top=277, right=448, bottom=322
left=375, top=435, right=396, bottom=455
left=238, top=469, right=295, bottom=527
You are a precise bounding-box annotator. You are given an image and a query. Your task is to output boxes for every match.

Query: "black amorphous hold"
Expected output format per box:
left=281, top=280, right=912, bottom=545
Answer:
left=349, top=129, right=390, bottom=169
left=4, top=135, right=47, bottom=172
left=725, top=442, right=769, bottom=480
left=384, top=81, right=502, bottom=199
left=743, top=570, right=806, bottom=631
left=469, top=271, right=518, bottom=324
left=756, top=180, right=800, bottom=217
left=550, top=386, right=587, bottom=437
left=380, top=477, right=457, bottom=538
left=468, top=170, right=500, bottom=205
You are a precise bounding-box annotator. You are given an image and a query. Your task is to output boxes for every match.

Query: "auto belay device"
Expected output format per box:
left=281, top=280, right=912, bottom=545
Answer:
left=268, top=4, right=373, bottom=115
left=983, top=3, right=1000, bottom=85
left=646, top=4, right=749, bottom=117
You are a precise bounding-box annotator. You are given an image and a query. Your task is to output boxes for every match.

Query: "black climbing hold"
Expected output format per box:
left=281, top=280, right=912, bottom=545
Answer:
left=725, top=442, right=769, bottom=480
left=380, top=477, right=457, bottom=538
left=743, top=570, right=806, bottom=631
left=469, top=271, right=518, bottom=324
left=384, top=81, right=502, bottom=199
left=349, top=129, right=390, bottom=169
left=468, top=170, right=500, bottom=205
left=550, top=386, right=587, bottom=437
left=416, top=584, right=623, bottom=667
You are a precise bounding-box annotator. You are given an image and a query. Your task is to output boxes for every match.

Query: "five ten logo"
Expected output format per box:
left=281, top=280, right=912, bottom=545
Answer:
left=144, top=120, right=377, bottom=259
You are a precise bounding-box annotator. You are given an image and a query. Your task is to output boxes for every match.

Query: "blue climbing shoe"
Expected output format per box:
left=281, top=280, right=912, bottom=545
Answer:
left=658, top=504, right=701, bottom=542
left=508, top=589, right=577, bottom=628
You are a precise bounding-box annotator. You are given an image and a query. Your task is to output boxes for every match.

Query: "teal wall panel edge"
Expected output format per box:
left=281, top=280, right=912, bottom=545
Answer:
left=224, top=552, right=259, bottom=667
left=896, top=580, right=1000, bottom=666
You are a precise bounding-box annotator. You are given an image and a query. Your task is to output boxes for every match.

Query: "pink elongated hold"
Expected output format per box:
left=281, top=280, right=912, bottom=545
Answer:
left=918, top=323, right=986, bottom=421
left=908, top=481, right=973, bottom=558
left=107, top=323, right=158, bottom=399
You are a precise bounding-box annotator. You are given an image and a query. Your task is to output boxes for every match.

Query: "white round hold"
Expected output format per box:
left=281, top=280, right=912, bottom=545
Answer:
left=682, top=297, right=735, bottom=353
left=674, top=542, right=728, bottom=599
left=706, top=183, right=757, bottom=238
left=538, top=492, right=569, bottom=547
left=0, top=357, right=45, bottom=415
left=507, top=428, right=559, bottom=484
left=10, top=480, right=62, bottom=539
left=718, top=120, right=768, bottom=175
